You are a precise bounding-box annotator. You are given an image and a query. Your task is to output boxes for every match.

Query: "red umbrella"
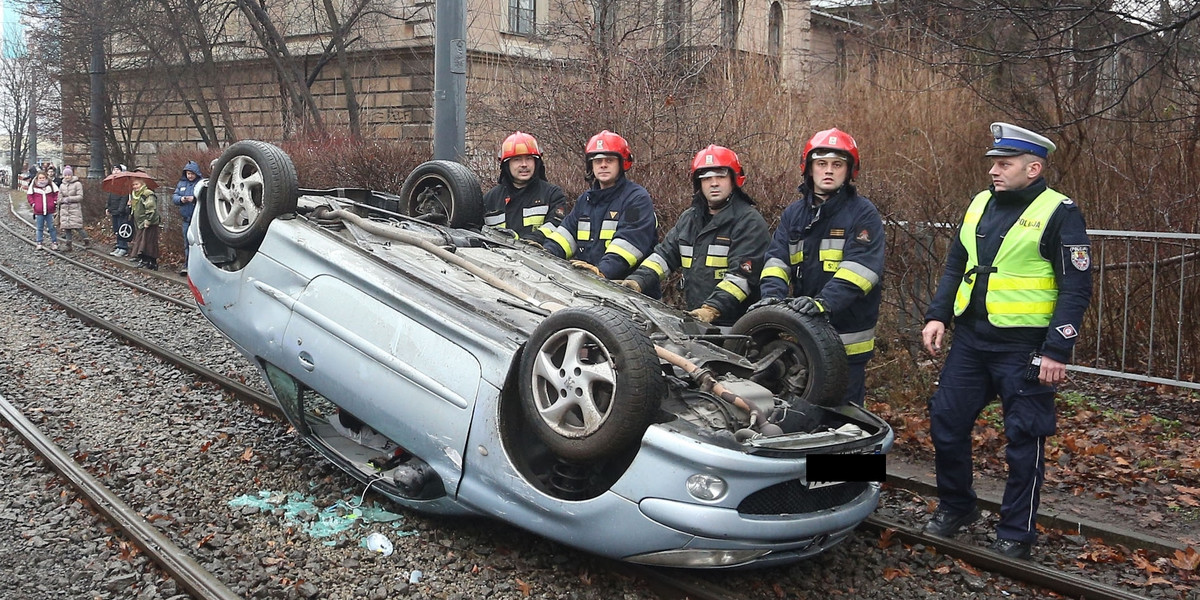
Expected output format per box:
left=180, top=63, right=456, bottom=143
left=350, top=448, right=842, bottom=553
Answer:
left=101, top=171, right=159, bottom=195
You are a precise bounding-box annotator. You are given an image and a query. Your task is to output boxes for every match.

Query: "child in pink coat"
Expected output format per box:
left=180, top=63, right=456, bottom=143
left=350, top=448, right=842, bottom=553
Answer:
left=27, top=171, right=60, bottom=250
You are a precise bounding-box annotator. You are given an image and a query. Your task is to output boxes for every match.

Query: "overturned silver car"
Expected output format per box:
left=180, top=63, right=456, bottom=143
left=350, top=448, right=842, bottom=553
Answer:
left=187, top=141, right=894, bottom=569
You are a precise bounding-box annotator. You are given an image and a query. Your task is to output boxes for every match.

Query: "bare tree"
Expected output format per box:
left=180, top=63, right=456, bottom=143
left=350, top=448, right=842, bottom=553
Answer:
left=862, top=1, right=1200, bottom=153
left=0, top=43, right=35, bottom=187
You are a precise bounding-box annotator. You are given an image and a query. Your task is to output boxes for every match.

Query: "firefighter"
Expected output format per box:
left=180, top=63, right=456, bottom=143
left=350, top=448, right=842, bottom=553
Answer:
left=482, top=131, right=568, bottom=244
left=543, top=130, right=657, bottom=280
left=751, top=128, right=885, bottom=407
left=920, top=123, right=1093, bottom=560
left=616, top=145, right=769, bottom=325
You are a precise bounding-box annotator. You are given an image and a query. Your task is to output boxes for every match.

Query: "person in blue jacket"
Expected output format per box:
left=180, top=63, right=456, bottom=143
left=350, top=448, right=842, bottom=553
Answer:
left=543, top=130, right=657, bottom=280
left=172, top=160, right=202, bottom=275
left=751, top=128, right=886, bottom=408
left=618, top=144, right=769, bottom=325
left=920, top=123, right=1092, bottom=560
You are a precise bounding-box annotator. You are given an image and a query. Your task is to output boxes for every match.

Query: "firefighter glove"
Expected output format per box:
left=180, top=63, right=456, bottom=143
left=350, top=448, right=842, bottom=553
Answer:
left=614, top=279, right=641, bottom=293
left=747, top=296, right=784, bottom=312
left=688, top=305, right=720, bottom=323
left=570, top=260, right=604, bottom=278
left=788, top=296, right=827, bottom=316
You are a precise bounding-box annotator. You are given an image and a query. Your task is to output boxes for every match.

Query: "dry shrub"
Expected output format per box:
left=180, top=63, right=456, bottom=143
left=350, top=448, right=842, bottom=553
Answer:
left=277, top=131, right=429, bottom=193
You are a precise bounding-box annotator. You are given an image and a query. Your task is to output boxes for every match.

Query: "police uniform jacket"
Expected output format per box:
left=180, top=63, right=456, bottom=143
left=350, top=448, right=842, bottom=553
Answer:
left=925, top=178, right=1092, bottom=364
left=482, top=167, right=568, bottom=244
left=544, top=176, right=657, bottom=280
left=760, top=183, right=885, bottom=362
left=627, top=189, right=769, bottom=325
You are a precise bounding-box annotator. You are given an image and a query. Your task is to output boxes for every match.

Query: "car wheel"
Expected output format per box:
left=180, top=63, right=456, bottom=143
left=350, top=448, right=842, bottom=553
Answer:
left=399, top=160, right=484, bottom=228
left=728, top=305, right=849, bottom=407
left=519, top=307, right=663, bottom=461
left=207, top=140, right=299, bottom=249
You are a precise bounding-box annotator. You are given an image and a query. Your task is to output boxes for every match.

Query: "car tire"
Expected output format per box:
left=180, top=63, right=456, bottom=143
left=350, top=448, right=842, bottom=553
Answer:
left=728, top=305, right=849, bottom=407
left=519, top=307, right=663, bottom=461
left=399, top=160, right=484, bottom=228
left=207, top=140, right=299, bottom=249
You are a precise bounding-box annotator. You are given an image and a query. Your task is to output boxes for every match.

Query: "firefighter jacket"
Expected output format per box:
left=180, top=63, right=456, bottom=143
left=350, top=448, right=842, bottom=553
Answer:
left=544, top=176, right=657, bottom=280
left=760, top=183, right=885, bottom=362
left=627, top=190, right=769, bottom=325
left=482, top=170, right=568, bottom=244
left=925, top=178, right=1092, bottom=364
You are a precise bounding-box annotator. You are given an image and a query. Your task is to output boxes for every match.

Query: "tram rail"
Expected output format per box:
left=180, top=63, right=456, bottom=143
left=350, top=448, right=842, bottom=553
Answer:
left=0, top=191, right=1187, bottom=599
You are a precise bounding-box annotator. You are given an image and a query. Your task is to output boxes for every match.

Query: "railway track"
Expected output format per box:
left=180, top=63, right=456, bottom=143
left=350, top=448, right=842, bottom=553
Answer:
left=0, top=190, right=1190, bottom=599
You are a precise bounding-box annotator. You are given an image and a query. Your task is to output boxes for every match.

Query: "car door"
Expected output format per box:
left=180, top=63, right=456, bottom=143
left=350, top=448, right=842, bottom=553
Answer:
left=281, top=274, right=482, bottom=492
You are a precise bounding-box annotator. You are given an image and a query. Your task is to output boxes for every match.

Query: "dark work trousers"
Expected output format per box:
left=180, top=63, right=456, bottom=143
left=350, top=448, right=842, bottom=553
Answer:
left=843, top=361, right=866, bottom=407
left=928, top=344, right=1057, bottom=544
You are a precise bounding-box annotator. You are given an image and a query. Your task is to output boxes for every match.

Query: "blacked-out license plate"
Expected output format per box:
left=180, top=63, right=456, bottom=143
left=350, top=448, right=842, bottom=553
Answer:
left=807, top=454, right=886, bottom=486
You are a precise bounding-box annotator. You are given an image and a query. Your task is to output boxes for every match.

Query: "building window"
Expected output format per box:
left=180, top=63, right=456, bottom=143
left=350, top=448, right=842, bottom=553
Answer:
left=768, top=2, right=782, bottom=57
left=509, top=0, right=535, bottom=35
left=593, top=0, right=617, bottom=45
left=722, top=0, right=740, bottom=49
left=664, top=0, right=684, bottom=53
left=768, top=2, right=782, bottom=75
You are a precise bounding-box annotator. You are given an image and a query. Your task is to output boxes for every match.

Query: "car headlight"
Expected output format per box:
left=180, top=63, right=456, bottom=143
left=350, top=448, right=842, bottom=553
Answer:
left=685, top=473, right=727, bottom=501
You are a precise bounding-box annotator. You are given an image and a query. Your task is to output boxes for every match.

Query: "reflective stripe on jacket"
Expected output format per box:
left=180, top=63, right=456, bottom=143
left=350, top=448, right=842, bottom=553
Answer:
left=954, top=188, right=1065, bottom=327
left=544, top=176, right=657, bottom=279
left=482, top=178, right=568, bottom=243
left=628, top=191, right=769, bottom=324
left=760, top=184, right=885, bottom=361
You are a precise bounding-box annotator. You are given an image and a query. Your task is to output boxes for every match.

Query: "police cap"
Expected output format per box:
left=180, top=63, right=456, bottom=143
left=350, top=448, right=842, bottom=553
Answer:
left=985, top=122, right=1056, bottom=159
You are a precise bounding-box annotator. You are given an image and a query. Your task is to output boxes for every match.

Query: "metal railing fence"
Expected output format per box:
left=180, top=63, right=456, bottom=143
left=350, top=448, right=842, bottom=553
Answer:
left=881, top=224, right=1200, bottom=392
left=1072, top=230, right=1200, bottom=391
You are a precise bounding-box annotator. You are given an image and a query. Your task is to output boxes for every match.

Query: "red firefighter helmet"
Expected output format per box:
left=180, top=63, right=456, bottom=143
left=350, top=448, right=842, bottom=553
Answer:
left=499, top=131, right=542, bottom=162
left=585, top=130, right=634, bottom=171
left=690, top=145, right=746, bottom=187
left=801, top=128, right=860, bottom=178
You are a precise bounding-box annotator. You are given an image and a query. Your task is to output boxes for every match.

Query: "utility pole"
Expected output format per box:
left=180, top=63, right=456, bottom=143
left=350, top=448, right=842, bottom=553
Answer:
left=87, top=0, right=106, bottom=179
left=26, top=84, right=38, bottom=170
left=432, top=0, right=466, bottom=162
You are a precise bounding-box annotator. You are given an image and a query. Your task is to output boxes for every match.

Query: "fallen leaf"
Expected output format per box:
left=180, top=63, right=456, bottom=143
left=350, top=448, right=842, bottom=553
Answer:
left=878, top=528, right=896, bottom=548
left=956, top=559, right=981, bottom=576
left=516, top=578, right=531, bottom=596
left=882, top=567, right=910, bottom=580
left=1170, top=547, right=1200, bottom=571
left=1131, top=553, right=1163, bottom=574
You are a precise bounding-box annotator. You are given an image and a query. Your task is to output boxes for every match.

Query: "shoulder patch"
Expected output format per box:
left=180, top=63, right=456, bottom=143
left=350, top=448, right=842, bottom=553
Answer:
left=1056, top=324, right=1079, bottom=339
left=855, top=229, right=871, bottom=243
left=1069, top=245, right=1091, bottom=271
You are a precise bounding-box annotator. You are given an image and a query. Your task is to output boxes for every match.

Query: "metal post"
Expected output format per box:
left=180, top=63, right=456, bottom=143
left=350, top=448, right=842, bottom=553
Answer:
left=433, top=0, right=466, bottom=162
left=26, top=84, right=38, bottom=169
left=88, top=10, right=106, bottom=179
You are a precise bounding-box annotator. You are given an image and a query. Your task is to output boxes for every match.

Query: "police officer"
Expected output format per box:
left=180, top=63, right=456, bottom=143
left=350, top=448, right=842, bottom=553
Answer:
left=543, top=130, right=657, bottom=280
left=921, top=123, right=1093, bottom=560
left=617, top=145, right=769, bottom=325
left=482, top=131, right=569, bottom=244
left=751, top=128, right=885, bottom=407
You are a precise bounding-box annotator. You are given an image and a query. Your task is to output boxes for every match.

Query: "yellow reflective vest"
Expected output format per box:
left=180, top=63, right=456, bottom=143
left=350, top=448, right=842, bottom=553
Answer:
left=953, top=188, right=1065, bottom=327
